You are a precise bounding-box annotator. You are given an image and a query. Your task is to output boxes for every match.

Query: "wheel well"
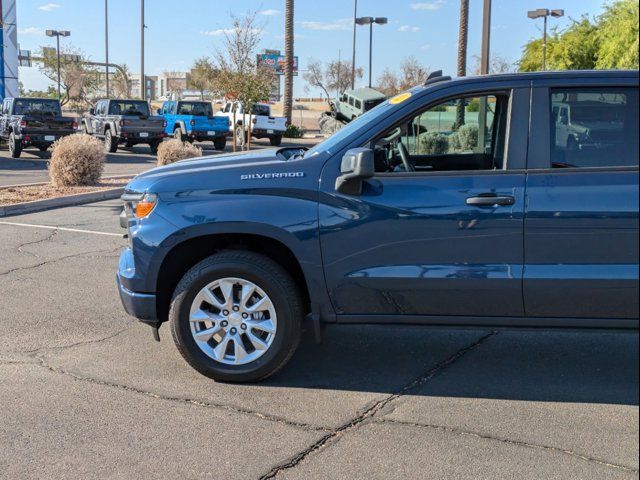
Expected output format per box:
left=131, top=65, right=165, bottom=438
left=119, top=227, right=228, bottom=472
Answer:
left=155, top=233, right=310, bottom=322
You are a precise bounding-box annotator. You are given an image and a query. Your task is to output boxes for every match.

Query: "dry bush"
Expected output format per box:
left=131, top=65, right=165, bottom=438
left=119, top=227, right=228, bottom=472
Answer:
left=49, top=134, right=106, bottom=187
left=157, top=139, right=203, bottom=166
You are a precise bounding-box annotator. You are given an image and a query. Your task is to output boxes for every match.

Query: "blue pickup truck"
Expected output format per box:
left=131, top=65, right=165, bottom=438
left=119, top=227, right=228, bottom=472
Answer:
left=118, top=70, right=639, bottom=382
left=159, top=101, right=230, bottom=150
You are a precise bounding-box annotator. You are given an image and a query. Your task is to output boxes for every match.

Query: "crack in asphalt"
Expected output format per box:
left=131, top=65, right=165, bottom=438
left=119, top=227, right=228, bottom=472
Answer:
left=376, top=418, right=639, bottom=474
left=16, top=229, right=58, bottom=258
left=24, top=326, right=133, bottom=355
left=22, top=357, right=331, bottom=433
left=0, top=246, right=121, bottom=276
left=258, top=331, right=498, bottom=479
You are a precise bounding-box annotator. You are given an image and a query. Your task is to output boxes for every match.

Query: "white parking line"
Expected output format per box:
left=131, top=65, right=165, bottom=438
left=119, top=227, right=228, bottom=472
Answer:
left=0, top=221, right=123, bottom=237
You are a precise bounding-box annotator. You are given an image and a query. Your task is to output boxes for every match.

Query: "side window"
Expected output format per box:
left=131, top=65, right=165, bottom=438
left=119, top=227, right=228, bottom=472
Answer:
left=550, top=87, right=638, bottom=168
left=348, top=96, right=354, bottom=107
left=354, top=99, right=362, bottom=110
left=371, top=93, right=509, bottom=173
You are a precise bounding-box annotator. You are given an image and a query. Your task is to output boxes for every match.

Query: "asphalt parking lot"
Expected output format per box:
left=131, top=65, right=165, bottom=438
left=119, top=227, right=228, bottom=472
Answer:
left=0, top=200, right=638, bottom=479
left=0, top=136, right=319, bottom=187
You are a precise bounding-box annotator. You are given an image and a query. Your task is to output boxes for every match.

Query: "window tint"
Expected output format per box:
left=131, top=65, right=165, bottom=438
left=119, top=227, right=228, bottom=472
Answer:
left=252, top=104, right=271, bottom=116
left=348, top=96, right=354, bottom=106
left=371, top=94, right=509, bottom=173
left=354, top=99, right=362, bottom=110
left=108, top=100, right=150, bottom=116
left=177, top=102, right=213, bottom=116
left=550, top=88, right=638, bottom=168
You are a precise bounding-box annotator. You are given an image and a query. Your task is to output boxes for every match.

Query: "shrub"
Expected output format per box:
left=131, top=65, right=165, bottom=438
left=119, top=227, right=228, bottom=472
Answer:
left=448, top=132, right=461, bottom=152
left=49, top=134, right=105, bottom=187
left=157, top=139, right=202, bottom=166
left=419, top=132, right=449, bottom=155
left=457, top=124, right=479, bottom=151
left=430, top=104, right=447, bottom=112
left=284, top=123, right=305, bottom=138
left=466, top=98, right=481, bottom=112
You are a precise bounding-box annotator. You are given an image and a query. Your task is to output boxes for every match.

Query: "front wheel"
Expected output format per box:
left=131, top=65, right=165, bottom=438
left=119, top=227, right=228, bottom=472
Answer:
left=149, top=139, right=161, bottom=155
left=169, top=251, right=303, bottom=382
left=235, top=126, right=246, bottom=147
left=269, top=135, right=282, bottom=147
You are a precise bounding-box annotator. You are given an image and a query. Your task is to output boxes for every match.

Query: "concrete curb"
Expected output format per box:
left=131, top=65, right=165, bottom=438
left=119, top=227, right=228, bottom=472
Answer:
left=0, top=187, right=124, bottom=218
left=0, top=174, right=134, bottom=190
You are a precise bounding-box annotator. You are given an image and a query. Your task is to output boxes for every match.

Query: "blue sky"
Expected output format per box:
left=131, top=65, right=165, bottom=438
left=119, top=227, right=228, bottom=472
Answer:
left=17, top=0, right=608, bottom=96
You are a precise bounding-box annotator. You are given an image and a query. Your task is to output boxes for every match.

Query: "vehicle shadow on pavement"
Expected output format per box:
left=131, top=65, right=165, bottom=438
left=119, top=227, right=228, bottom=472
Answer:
left=268, top=325, right=639, bottom=406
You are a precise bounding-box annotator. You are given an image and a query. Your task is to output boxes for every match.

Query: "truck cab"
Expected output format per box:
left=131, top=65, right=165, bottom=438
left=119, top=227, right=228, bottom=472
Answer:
left=82, top=99, right=166, bottom=154
left=0, top=97, right=77, bottom=158
left=159, top=100, right=230, bottom=150
left=117, top=70, right=639, bottom=383
left=217, top=101, right=287, bottom=146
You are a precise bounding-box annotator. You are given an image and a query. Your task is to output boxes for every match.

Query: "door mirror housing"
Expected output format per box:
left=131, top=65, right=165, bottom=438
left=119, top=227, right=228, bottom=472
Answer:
left=156, top=108, right=162, bottom=115
left=335, top=148, right=375, bottom=195
left=89, top=108, right=95, bottom=115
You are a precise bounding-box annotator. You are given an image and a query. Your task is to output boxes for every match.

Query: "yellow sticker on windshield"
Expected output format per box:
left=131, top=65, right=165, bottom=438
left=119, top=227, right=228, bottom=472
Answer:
left=389, top=92, right=412, bottom=105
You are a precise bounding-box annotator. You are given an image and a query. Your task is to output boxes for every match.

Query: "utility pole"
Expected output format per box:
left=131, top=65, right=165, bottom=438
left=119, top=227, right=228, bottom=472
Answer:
left=351, top=0, right=358, bottom=89
left=480, top=0, right=491, bottom=75
left=140, top=0, right=145, bottom=100
left=105, top=0, right=109, bottom=97
left=45, top=30, right=71, bottom=100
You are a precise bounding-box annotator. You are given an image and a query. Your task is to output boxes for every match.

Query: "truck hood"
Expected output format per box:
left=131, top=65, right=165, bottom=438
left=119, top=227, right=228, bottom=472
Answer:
left=126, top=149, right=286, bottom=192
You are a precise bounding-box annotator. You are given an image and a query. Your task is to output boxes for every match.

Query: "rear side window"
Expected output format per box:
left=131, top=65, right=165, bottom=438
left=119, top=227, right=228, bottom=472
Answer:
left=550, top=87, right=638, bottom=168
left=348, top=96, right=354, bottom=106
left=354, top=99, right=362, bottom=110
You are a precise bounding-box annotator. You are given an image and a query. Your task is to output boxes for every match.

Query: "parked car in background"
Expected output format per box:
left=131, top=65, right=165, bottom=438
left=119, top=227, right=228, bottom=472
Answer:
left=216, top=101, right=287, bottom=146
left=331, top=87, right=386, bottom=122
left=82, top=99, right=165, bottom=154
left=0, top=97, right=77, bottom=158
left=117, top=70, right=638, bottom=382
left=159, top=100, right=230, bottom=150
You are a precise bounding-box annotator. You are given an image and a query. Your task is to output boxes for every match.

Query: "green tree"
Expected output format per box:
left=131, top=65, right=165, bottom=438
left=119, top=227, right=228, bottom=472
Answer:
left=596, top=0, right=639, bottom=69
left=189, top=57, right=216, bottom=100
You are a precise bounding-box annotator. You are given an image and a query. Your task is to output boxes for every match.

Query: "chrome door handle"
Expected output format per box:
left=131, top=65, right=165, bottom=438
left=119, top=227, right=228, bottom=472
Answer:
left=466, top=194, right=515, bottom=207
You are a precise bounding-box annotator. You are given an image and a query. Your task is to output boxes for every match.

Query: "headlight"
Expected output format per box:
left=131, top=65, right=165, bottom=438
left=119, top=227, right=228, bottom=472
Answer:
left=121, top=192, right=158, bottom=220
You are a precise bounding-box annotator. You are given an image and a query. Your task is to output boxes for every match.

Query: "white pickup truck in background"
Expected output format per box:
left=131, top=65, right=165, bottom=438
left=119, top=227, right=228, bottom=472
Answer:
left=216, top=101, right=287, bottom=146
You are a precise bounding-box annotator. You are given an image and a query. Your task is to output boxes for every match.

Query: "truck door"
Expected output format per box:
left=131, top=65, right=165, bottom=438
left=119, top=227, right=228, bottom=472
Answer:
left=525, top=78, right=639, bottom=323
left=319, top=86, right=530, bottom=321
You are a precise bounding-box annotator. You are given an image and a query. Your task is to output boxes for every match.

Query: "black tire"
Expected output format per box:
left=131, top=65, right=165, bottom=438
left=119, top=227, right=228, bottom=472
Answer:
left=173, top=128, right=184, bottom=141
left=38, top=144, right=50, bottom=152
left=149, top=139, right=161, bottom=155
left=9, top=132, right=22, bottom=158
left=104, top=129, right=118, bottom=153
left=213, top=137, right=227, bottom=151
left=269, top=135, right=282, bottom=147
left=169, top=250, right=303, bottom=382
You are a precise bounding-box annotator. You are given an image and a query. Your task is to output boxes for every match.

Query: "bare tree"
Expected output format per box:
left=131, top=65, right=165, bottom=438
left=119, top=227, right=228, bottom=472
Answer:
left=303, top=58, right=362, bottom=101
left=399, top=56, right=429, bottom=90
left=472, top=54, right=513, bottom=75
left=189, top=57, right=216, bottom=100
left=111, top=64, right=132, bottom=99
left=283, top=0, right=294, bottom=123
left=215, top=12, right=263, bottom=74
left=377, top=68, right=400, bottom=96
left=39, top=46, right=99, bottom=107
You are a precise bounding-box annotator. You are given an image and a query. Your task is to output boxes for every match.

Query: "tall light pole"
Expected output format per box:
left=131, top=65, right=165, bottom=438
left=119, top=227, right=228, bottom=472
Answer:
left=479, top=0, right=492, bottom=75
left=527, top=8, right=564, bottom=70
left=355, top=16, right=387, bottom=89
left=45, top=29, right=71, bottom=100
left=351, top=0, right=358, bottom=89
left=105, top=0, right=109, bottom=97
left=140, top=0, right=145, bottom=100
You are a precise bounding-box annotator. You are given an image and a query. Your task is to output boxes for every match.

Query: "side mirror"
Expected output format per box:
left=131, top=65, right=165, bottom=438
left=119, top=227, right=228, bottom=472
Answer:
left=335, top=148, right=375, bottom=195
left=89, top=108, right=95, bottom=115
left=156, top=108, right=162, bottom=115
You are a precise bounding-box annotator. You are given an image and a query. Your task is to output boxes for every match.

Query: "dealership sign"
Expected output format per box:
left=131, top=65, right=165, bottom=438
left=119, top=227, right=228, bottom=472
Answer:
left=257, top=54, right=298, bottom=76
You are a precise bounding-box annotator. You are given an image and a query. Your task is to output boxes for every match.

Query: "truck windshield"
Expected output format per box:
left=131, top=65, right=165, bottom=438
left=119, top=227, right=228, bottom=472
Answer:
left=177, top=102, right=213, bottom=117
left=251, top=104, right=271, bottom=116
left=14, top=99, right=61, bottom=116
left=109, top=101, right=150, bottom=116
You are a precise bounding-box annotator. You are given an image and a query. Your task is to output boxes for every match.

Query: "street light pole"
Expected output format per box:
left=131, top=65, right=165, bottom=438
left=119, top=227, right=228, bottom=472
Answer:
left=351, top=0, right=358, bottom=89
left=140, top=0, right=145, bottom=100
left=105, top=0, right=109, bottom=97
left=46, top=30, right=71, bottom=100
left=355, top=16, right=387, bottom=89
left=527, top=8, right=564, bottom=71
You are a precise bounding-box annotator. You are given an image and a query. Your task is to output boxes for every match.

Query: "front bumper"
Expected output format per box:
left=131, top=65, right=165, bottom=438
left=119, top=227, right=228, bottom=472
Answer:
left=117, top=248, right=158, bottom=322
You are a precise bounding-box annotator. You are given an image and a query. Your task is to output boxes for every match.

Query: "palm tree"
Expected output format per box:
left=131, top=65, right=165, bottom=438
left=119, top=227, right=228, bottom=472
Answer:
left=283, top=0, right=294, bottom=125
left=455, top=0, right=469, bottom=129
